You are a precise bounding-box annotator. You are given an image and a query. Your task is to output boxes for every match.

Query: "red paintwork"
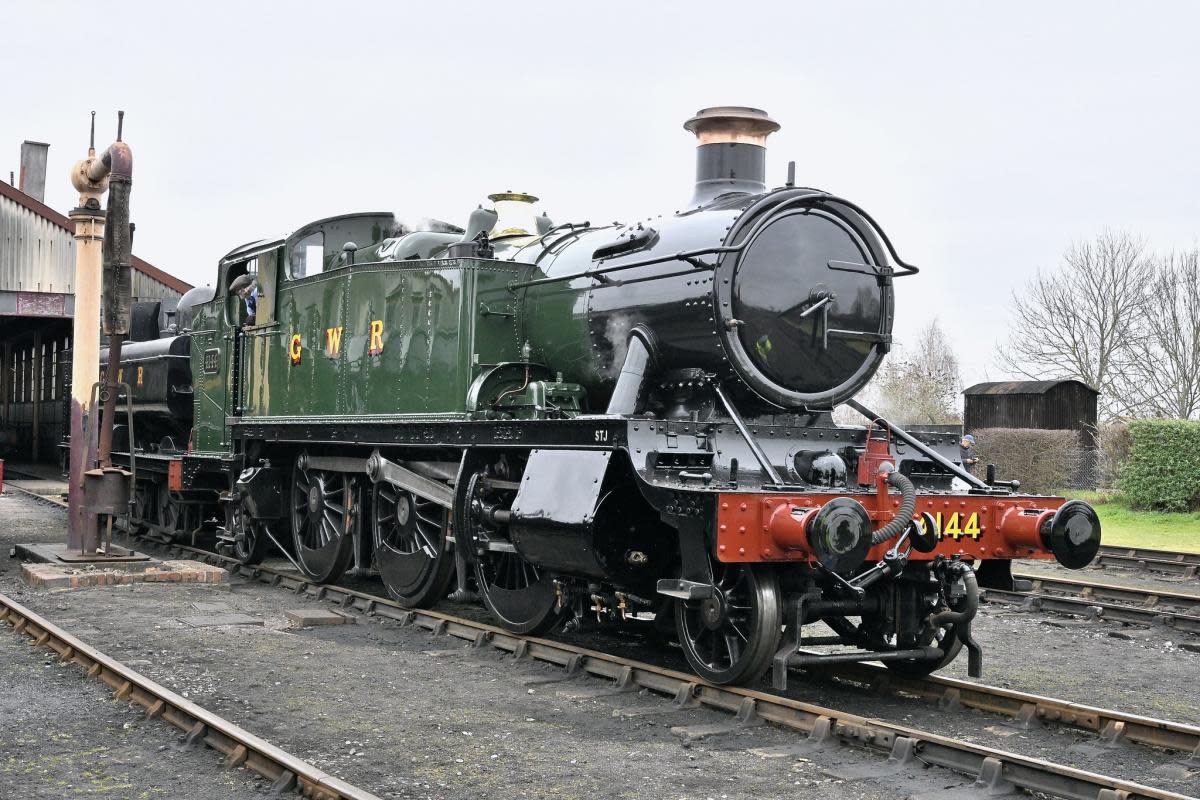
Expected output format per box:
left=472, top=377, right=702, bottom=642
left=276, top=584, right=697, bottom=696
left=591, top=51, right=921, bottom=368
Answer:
left=715, top=488, right=1065, bottom=564
left=167, top=459, right=184, bottom=492
left=856, top=423, right=894, bottom=487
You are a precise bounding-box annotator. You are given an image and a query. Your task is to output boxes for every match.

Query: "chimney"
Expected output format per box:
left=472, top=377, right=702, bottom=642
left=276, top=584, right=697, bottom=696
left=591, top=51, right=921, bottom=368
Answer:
left=19, top=140, right=50, bottom=202
left=683, top=107, right=779, bottom=207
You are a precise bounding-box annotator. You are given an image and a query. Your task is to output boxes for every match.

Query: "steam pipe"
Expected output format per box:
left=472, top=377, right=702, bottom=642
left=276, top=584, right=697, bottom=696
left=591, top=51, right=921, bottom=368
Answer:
left=605, top=326, right=658, bottom=415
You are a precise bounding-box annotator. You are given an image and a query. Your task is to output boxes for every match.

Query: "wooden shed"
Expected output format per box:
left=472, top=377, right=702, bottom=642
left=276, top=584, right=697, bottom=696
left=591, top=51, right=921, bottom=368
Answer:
left=962, top=379, right=1099, bottom=446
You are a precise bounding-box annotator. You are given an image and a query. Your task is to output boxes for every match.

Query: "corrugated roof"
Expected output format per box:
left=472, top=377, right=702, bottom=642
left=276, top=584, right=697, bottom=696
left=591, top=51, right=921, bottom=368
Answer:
left=963, top=379, right=1099, bottom=396
left=0, top=179, right=193, bottom=295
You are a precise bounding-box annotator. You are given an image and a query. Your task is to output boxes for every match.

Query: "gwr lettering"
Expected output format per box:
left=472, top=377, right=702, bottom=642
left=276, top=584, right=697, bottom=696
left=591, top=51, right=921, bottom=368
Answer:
left=369, top=319, right=385, bottom=355
left=325, top=326, right=343, bottom=358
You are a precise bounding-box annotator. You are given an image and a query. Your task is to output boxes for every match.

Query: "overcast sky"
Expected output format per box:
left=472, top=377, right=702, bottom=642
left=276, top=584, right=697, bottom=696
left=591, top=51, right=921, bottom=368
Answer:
left=5, top=1, right=1198, bottom=387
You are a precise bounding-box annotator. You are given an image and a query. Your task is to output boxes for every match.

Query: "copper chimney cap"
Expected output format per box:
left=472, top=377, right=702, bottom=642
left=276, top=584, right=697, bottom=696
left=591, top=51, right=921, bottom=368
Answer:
left=683, top=106, right=780, bottom=146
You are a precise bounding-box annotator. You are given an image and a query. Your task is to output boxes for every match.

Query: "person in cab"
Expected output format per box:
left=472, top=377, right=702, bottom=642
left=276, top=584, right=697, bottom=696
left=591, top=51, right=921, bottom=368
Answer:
left=230, top=273, right=257, bottom=326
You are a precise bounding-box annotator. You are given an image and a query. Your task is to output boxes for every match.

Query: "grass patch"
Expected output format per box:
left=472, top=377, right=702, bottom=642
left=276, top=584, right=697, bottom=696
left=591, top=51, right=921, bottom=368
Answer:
left=1064, top=491, right=1200, bottom=553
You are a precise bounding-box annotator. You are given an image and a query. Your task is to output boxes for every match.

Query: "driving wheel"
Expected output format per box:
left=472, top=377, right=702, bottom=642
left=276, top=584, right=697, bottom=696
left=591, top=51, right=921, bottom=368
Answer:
left=372, top=482, right=454, bottom=607
left=458, top=470, right=566, bottom=635
left=290, top=456, right=355, bottom=583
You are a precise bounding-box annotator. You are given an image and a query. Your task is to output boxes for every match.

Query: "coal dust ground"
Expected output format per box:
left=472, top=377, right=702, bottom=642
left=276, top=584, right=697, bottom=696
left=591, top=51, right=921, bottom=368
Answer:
left=2, top=489, right=1197, bottom=799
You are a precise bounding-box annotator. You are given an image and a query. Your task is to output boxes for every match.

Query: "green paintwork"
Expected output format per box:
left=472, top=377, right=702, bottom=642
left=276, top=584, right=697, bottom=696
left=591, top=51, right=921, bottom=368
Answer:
left=189, top=291, right=237, bottom=454
left=193, top=205, right=740, bottom=449
left=241, top=256, right=533, bottom=420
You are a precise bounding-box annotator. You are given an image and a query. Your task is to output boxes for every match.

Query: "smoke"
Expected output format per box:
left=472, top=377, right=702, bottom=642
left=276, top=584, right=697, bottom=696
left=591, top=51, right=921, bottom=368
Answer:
left=602, top=312, right=635, bottom=379
left=390, top=217, right=465, bottom=237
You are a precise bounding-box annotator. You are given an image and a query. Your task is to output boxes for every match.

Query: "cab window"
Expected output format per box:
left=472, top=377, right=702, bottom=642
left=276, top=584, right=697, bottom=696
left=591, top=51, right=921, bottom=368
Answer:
left=289, top=232, right=325, bottom=278
left=226, top=258, right=258, bottom=326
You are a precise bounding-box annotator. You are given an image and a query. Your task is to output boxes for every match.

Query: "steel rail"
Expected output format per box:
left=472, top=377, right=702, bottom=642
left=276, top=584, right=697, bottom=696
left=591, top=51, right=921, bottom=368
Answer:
left=985, top=587, right=1200, bottom=634
left=799, top=661, right=1200, bottom=757
left=1094, top=545, right=1200, bottom=578
left=1011, top=571, right=1200, bottom=614
left=0, top=592, right=382, bottom=800
left=7, top=482, right=1198, bottom=797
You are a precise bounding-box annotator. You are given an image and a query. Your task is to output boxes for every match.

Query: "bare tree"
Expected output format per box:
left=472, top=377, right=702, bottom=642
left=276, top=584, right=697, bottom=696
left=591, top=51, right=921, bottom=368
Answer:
left=997, top=230, right=1154, bottom=417
left=1126, top=250, right=1200, bottom=419
left=872, top=319, right=962, bottom=425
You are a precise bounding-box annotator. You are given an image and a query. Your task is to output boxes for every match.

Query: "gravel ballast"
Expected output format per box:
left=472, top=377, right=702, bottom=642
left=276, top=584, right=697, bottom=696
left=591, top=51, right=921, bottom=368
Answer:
left=2, top=489, right=1197, bottom=798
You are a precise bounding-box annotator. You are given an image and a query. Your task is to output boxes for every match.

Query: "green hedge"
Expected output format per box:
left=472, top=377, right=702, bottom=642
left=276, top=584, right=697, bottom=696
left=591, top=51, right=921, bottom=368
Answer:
left=1118, top=419, right=1200, bottom=511
left=971, top=428, right=1086, bottom=494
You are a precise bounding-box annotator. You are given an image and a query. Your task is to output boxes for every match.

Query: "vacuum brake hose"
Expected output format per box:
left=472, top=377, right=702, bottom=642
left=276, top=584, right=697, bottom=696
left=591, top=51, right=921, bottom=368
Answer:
left=929, top=560, right=983, bottom=677
left=870, top=468, right=916, bottom=546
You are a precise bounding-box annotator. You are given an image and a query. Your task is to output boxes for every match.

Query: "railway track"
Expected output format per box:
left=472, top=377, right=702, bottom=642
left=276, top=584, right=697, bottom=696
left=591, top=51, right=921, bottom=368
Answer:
left=147, top=540, right=1200, bottom=799
left=0, top=592, right=380, bottom=800
left=996, top=572, right=1200, bottom=635
left=7, top=480, right=1200, bottom=799
left=1095, top=545, right=1200, bottom=578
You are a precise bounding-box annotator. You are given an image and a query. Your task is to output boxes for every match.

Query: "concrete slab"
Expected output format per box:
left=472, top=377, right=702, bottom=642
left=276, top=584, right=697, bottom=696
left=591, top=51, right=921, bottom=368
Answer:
left=13, top=541, right=152, bottom=567
left=285, top=608, right=348, bottom=627
left=178, top=613, right=263, bottom=627
left=191, top=601, right=232, bottom=612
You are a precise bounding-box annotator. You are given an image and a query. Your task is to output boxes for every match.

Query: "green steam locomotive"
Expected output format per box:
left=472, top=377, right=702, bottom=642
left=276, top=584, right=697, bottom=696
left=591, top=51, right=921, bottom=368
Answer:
left=108, top=107, right=1101, bottom=686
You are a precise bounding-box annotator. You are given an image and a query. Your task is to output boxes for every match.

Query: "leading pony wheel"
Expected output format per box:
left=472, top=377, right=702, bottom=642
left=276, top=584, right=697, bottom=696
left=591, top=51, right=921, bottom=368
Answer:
left=676, top=562, right=782, bottom=685
left=290, top=457, right=355, bottom=584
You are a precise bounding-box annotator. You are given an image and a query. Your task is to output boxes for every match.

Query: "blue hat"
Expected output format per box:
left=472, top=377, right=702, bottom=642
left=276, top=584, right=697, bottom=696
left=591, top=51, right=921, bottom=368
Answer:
left=963, top=434, right=976, bottom=444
